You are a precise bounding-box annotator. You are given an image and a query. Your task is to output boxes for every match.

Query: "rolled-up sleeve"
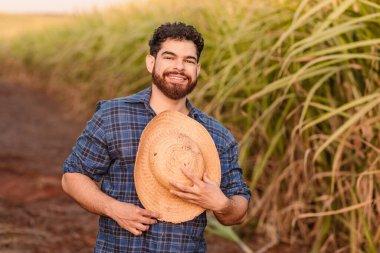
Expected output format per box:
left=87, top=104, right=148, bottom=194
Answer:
left=220, top=140, right=251, bottom=202
left=63, top=102, right=110, bottom=182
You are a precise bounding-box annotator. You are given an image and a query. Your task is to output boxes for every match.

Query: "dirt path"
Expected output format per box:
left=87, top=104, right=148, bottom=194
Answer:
left=0, top=81, right=250, bottom=253
left=0, top=81, right=98, bottom=253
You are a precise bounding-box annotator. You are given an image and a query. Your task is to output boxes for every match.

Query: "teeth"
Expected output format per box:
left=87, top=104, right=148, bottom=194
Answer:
left=167, top=75, right=186, bottom=81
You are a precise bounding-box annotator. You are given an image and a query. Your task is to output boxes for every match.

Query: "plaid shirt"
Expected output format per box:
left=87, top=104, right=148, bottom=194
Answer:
left=63, top=86, right=251, bottom=253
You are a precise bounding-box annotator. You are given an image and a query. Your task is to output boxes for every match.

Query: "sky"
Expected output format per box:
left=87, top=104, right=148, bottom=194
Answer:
left=0, top=0, right=130, bottom=14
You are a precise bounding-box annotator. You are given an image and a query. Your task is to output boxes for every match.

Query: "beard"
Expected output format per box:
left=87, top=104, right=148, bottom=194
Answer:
left=152, top=67, right=197, bottom=100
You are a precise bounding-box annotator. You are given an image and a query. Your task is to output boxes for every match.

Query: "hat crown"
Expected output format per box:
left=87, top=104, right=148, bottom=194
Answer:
left=150, top=131, right=205, bottom=190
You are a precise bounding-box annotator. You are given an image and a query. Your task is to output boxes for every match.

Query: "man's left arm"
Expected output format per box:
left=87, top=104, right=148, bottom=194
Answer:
left=213, top=195, right=249, bottom=225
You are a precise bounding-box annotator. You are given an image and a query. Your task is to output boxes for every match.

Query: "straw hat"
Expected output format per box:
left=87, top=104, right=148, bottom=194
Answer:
left=134, top=110, right=221, bottom=223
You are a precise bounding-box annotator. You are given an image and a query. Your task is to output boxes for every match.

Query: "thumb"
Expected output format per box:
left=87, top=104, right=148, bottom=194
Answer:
left=203, top=173, right=212, bottom=183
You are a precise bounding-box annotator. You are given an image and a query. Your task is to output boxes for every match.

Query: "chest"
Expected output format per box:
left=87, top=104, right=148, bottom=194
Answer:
left=105, top=110, right=153, bottom=164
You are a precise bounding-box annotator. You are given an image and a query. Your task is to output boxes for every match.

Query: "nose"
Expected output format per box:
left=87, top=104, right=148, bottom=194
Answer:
left=173, top=59, right=185, bottom=70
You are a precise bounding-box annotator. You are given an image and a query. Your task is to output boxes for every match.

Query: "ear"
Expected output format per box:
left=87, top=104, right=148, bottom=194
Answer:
left=196, top=63, right=201, bottom=77
left=146, top=55, right=155, bottom=73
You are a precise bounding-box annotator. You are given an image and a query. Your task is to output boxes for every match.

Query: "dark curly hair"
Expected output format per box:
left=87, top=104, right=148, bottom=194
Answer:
left=149, top=22, right=204, bottom=62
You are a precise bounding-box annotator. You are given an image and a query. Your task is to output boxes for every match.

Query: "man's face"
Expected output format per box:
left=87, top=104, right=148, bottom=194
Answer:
left=146, top=39, right=200, bottom=100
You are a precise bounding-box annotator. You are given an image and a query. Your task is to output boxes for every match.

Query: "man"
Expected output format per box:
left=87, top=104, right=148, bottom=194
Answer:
left=62, top=22, right=251, bottom=252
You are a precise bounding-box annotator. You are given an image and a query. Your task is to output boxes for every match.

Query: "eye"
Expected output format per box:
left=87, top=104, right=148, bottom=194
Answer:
left=163, top=56, right=174, bottom=60
left=185, top=59, right=196, bottom=64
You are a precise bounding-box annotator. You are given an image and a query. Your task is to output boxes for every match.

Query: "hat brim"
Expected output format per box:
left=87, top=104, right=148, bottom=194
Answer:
left=134, top=110, right=221, bottom=223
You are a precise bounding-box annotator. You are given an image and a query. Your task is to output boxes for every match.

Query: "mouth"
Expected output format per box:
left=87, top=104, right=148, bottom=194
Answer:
left=165, top=72, right=188, bottom=83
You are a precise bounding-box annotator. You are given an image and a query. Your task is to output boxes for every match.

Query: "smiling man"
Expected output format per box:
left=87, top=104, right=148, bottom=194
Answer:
left=62, top=22, right=251, bottom=253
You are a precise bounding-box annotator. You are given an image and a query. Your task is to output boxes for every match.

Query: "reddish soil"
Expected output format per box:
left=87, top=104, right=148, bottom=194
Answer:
left=0, top=80, right=304, bottom=253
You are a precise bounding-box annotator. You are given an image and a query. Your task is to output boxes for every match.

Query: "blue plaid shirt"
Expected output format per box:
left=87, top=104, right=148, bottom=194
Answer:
left=63, top=87, right=251, bottom=252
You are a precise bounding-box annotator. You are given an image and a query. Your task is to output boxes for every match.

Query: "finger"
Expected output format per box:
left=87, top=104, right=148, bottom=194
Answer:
left=169, top=180, right=194, bottom=193
left=170, top=189, right=197, bottom=200
left=186, top=199, right=200, bottom=205
left=203, top=173, right=215, bottom=184
left=203, top=173, right=210, bottom=182
left=135, top=223, right=150, bottom=232
left=139, top=208, right=161, bottom=219
left=181, top=167, right=203, bottom=186
left=137, top=216, right=158, bottom=225
left=129, top=227, right=143, bottom=236
left=170, top=192, right=202, bottom=209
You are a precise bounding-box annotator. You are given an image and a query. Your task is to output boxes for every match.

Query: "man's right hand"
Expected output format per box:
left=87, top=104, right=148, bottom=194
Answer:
left=62, top=173, right=160, bottom=236
left=107, top=201, right=161, bottom=236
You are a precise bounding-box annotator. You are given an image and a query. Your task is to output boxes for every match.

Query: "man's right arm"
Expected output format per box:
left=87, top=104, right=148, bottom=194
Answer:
left=62, top=103, right=160, bottom=235
left=62, top=172, right=160, bottom=236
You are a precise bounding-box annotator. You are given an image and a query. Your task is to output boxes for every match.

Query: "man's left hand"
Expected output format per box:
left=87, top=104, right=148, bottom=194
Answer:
left=169, top=167, right=229, bottom=212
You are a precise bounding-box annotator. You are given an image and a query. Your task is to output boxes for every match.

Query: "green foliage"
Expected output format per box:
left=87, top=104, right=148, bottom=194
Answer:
left=1, top=0, right=380, bottom=252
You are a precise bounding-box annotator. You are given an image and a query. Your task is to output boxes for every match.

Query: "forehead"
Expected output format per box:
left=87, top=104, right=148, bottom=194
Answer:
left=158, top=39, right=197, bottom=58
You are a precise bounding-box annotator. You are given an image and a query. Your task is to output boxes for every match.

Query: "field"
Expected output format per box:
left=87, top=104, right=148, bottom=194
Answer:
left=1, top=0, right=380, bottom=252
left=0, top=13, right=73, bottom=39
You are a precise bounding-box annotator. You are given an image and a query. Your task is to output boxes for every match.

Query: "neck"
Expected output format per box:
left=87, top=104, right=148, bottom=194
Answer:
left=150, top=84, right=189, bottom=115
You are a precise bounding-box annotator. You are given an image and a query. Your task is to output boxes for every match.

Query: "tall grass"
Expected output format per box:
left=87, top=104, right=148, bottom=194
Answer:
left=0, top=13, right=74, bottom=39
left=1, top=0, right=379, bottom=252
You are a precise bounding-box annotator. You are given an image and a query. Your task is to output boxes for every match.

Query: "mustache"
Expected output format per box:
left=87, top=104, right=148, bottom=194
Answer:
left=163, top=71, right=189, bottom=79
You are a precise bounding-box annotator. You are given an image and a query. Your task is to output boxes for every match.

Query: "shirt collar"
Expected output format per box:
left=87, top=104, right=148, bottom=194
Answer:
left=123, top=86, right=152, bottom=105
left=186, top=99, right=202, bottom=119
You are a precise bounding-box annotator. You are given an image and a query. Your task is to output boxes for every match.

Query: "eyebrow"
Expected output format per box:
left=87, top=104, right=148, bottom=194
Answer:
left=161, top=51, right=198, bottom=62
